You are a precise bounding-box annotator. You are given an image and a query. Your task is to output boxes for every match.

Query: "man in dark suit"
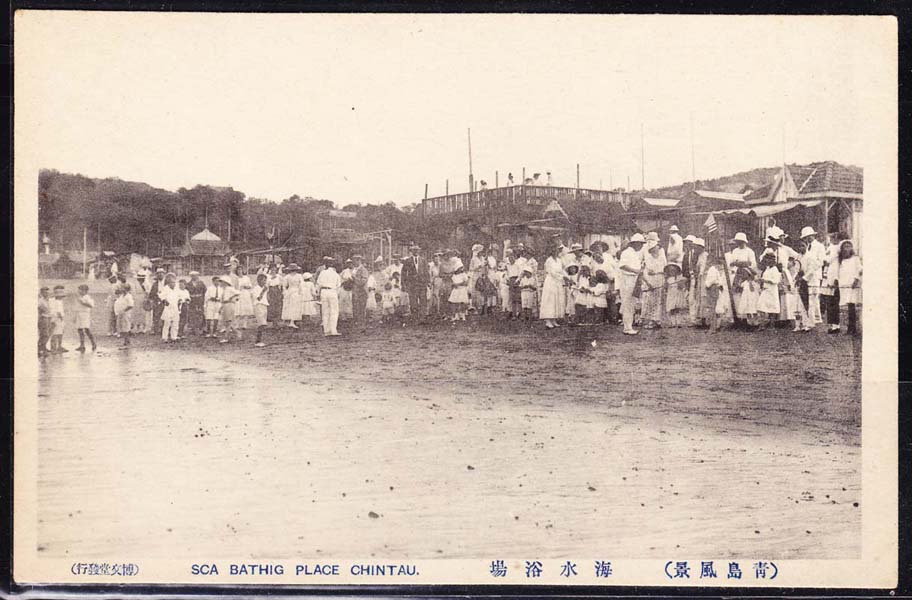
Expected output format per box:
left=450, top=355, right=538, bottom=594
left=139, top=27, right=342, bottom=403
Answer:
left=400, top=243, right=429, bottom=321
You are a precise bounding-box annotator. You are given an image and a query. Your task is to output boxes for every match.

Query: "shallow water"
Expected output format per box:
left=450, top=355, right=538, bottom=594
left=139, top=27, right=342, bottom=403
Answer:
left=37, top=341, right=860, bottom=560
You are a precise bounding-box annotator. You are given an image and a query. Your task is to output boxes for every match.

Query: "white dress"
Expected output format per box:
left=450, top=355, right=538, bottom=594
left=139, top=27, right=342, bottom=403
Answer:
left=282, top=273, right=304, bottom=320
left=539, top=256, right=566, bottom=319
left=301, top=281, right=318, bottom=316
left=236, top=275, right=254, bottom=317
left=836, top=256, right=863, bottom=305
left=737, top=279, right=759, bottom=315
left=757, top=267, right=782, bottom=314
left=75, top=294, right=94, bottom=329
left=448, top=272, right=469, bottom=304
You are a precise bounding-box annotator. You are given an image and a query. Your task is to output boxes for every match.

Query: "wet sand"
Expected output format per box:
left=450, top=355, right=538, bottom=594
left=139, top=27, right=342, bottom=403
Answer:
left=37, top=316, right=861, bottom=560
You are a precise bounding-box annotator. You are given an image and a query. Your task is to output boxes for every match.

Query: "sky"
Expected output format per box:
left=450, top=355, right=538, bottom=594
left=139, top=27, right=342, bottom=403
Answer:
left=15, top=12, right=895, bottom=206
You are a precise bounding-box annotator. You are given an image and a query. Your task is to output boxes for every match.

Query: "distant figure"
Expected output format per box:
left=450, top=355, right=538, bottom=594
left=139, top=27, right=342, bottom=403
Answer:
left=479, top=180, right=488, bottom=190
left=532, top=173, right=542, bottom=185
left=523, top=177, right=534, bottom=185
left=507, top=173, right=514, bottom=185
left=74, top=284, right=97, bottom=352
left=546, top=171, right=553, bottom=186
left=49, top=285, right=67, bottom=353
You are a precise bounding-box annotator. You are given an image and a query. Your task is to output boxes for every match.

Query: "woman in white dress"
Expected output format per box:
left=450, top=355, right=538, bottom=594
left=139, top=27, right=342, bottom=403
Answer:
left=235, top=268, right=254, bottom=329
left=281, top=264, right=304, bottom=327
left=539, top=246, right=566, bottom=329
left=641, top=239, right=667, bottom=329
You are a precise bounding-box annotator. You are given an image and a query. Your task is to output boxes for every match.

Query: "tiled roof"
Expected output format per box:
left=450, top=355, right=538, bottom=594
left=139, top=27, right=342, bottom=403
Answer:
left=795, top=161, right=863, bottom=195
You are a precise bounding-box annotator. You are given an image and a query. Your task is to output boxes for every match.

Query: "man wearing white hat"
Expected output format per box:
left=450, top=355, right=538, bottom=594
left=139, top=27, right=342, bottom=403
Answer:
left=316, top=258, right=342, bottom=336
left=800, top=226, right=825, bottom=325
left=618, top=233, right=647, bottom=334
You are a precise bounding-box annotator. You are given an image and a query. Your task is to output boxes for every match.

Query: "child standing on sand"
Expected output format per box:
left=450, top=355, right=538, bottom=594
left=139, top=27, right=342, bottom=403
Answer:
left=48, top=285, right=67, bottom=353
left=252, top=273, right=269, bottom=347
left=204, top=276, right=221, bottom=338
left=519, top=268, right=538, bottom=322
left=114, top=284, right=135, bottom=346
left=448, top=266, right=469, bottom=322
left=74, top=284, right=97, bottom=352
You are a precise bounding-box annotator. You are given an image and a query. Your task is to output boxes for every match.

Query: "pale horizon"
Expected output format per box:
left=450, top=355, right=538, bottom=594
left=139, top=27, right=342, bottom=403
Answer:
left=17, top=12, right=891, bottom=206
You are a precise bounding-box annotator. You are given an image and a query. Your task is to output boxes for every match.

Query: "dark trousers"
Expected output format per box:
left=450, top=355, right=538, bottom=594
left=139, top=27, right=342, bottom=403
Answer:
left=38, top=318, right=50, bottom=353
left=353, top=289, right=368, bottom=323
left=845, top=303, right=858, bottom=333
left=179, top=304, right=189, bottom=337
left=189, top=299, right=205, bottom=332
left=152, top=302, right=164, bottom=334
left=825, top=291, right=840, bottom=325
left=406, top=285, right=426, bottom=319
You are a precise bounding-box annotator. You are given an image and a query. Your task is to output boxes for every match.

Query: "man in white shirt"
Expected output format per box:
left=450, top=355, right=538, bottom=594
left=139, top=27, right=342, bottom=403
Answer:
left=316, top=258, right=342, bottom=336
left=618, top=234, right=646, bottom=335
left=800, top=226, right=826, bottom=325
left=159, top=274, right=181, bottom=342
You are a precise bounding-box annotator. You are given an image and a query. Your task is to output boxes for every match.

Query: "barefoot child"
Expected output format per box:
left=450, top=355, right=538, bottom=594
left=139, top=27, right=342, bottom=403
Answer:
left=252, top=273, right=269, bottom=347
left=48, top=285, right=68, bottom=353
left=204, top=277, right=221, bottom=337
left=74, top=284, right=97, bottom=352
left=217, top=276, right=240, bottom=343
left=448, top=266, right=469, bottom=321
left=519, top=268, right=538, bottom=322
left=114, top=284, right=135, bottom=346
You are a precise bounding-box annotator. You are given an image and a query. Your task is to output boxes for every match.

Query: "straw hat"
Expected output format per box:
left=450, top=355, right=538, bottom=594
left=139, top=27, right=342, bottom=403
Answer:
left=302, top=272, right=313, bottom=280
left=693, top=237, right=706, bottom=247
left=645, top=231, right=660, bottom=243
left=684, top=235, right=696, bottom=243
left=629, top=233, right=646, bottom=244
left=669, top=225, right=680, bottom=232
left=732, top=232, right=748, bottom=243
left=570, top=243, right=583, bottom=251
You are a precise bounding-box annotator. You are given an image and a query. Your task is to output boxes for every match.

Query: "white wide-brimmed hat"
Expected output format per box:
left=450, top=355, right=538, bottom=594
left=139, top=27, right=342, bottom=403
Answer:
left=800, top=226, right=817, bottom=238
left=684, top=234, right=696, bottom=243
left=302, top=272, right=313, bottom=280
left=570, top=243, right=583, bottom=251
left=693, top=237, right=706, bottom=247
left=669, top=225, right=680, bottom=232
left=732, top=232, right=748, bottom=243
left=629, top=233, right=646, bottom=243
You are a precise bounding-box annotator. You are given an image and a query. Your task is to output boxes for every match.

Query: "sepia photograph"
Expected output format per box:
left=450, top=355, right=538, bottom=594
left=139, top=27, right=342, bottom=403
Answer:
left=12, top=11, right=897, bottom=588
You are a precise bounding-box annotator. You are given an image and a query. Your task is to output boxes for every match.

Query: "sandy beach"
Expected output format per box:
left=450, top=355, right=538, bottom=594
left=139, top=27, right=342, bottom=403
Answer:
left=36, top=312, right=861, bottom=560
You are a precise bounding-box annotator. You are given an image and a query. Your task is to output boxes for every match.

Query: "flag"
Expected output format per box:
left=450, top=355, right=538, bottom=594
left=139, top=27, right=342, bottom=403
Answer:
left=704, top=213, right=718, bottom=233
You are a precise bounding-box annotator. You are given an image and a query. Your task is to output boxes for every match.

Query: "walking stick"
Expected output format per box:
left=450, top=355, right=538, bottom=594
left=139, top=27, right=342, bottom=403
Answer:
left=720, top=252, right=741, bottom=326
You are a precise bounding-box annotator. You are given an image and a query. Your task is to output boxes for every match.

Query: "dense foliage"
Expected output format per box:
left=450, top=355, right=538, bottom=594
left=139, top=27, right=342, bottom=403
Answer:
left=38, top=170, right=423, bottom=255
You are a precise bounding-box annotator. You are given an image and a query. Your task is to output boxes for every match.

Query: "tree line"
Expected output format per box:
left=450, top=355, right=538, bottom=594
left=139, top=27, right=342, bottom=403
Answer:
left=38, top=169, right=425, bottom=256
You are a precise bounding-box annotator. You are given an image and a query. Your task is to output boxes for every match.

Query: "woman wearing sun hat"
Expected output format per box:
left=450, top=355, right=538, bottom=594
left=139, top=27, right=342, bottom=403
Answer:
left=281, top=263, right=304, bottom=328
left=641, top=232, right=667, bottom=329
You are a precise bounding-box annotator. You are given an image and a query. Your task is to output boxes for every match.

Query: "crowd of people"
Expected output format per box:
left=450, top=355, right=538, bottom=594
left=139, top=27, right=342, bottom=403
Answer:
left=37, top=223, right=862, bottom=355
